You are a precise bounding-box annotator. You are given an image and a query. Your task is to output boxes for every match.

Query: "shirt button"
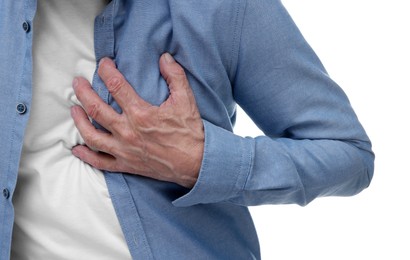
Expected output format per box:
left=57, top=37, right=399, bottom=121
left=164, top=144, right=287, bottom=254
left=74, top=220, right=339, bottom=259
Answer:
left=3, top=188, right=10, bottom=199
left=16, top=103, right=27, bottom=114
left=22, top=21, right=31, bottom=33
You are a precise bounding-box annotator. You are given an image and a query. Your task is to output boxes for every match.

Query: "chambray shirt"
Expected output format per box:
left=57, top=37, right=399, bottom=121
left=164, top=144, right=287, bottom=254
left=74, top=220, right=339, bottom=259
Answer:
left=0, top=0, right=374, bottom=259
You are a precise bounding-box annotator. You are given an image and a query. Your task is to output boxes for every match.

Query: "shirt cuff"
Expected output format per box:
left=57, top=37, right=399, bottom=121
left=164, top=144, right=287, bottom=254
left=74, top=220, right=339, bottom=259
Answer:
left=173, top=120, right=253, bottom=207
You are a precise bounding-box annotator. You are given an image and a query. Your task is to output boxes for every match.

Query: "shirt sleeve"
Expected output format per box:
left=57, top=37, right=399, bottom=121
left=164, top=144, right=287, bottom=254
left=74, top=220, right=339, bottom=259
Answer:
left=173, top=0, right=374, bottom=207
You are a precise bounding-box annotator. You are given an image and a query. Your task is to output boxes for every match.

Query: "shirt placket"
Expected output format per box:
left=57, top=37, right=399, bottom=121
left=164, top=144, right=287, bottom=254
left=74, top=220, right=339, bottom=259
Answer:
left=0, top=0, right=37, bottom=258
left=92, top=1, right=154, bottom=259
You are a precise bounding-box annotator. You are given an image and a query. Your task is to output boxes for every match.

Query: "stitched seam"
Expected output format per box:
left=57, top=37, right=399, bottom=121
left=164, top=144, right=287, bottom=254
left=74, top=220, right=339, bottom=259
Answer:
left=229, top=0, right=247, bottom=82
left=105, top=174, right=154, bottom=260
left=2, top=1, right=30, bottom=255
left=241, top=138, right=254, bottom=192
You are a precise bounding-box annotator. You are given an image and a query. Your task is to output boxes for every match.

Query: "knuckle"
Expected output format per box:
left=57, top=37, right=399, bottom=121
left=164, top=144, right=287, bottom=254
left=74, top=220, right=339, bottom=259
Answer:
left=106, top=76, right=124, bottom=96
left=121, top=129, right=136, bottom=143
left=109, top=145, right=120, bottom=157
left=136, top=108, right=151, bottom=122
left=102, top=141, right=115, bottom=155
left=83, top=135, right=97, bottom=149
left=173, top=65, right=186, bottom=76
left=86, top=103, right=100, bottom=119
left=169, top=67, right=186, bottom=83
left=82, top=132, right=100, bottom=150
left=166, top=69, right=189, bottom=90
left=129, top=107, right=151, bottom=126
left=128, top=106, right=140, bottom=118
left=108, top=116, right=122, bottom=133
left=81, top=130, right=93, bottom=143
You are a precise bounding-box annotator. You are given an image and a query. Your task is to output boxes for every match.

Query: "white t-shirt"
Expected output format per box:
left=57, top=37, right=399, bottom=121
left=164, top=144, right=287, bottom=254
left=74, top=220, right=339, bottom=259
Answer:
left=11, top=1, right=131, bottom=259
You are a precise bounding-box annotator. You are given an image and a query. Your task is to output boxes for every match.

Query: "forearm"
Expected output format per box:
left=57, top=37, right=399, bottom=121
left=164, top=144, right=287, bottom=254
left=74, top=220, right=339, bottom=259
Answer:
left=174, top=121, right=373, bottom=207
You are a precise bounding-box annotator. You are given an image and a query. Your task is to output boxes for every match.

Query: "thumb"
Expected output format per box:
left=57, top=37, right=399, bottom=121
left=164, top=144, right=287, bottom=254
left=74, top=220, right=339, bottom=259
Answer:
left=159, top=53, right=190, bottom=94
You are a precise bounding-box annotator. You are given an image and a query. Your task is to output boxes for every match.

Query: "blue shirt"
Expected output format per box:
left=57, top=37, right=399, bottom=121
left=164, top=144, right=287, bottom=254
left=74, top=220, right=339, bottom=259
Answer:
left=0, top=0, right=374, bottom=259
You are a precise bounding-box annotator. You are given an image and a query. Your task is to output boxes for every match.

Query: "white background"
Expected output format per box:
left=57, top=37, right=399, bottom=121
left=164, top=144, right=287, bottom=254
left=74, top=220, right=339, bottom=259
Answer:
left=233, top=1, right=410, bottom=259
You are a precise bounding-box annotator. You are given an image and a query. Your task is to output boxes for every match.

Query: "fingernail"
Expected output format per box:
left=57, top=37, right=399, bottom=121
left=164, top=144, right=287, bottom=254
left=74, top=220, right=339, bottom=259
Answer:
left=163, top=53, right=175, bottom=64
left=72, top=78, right=78, bottom=89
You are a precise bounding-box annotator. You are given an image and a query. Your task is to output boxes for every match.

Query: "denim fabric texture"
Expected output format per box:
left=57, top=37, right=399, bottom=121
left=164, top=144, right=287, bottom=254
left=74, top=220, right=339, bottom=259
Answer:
left=0, top=0, right=374, bottom=259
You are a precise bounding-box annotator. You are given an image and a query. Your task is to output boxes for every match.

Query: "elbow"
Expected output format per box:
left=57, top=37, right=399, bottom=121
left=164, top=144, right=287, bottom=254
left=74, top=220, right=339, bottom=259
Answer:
left=309, top=140, right=375, bottom=203
left=345, top=139, right=375, bottom=196
left=361, top=146, right=375, bottom=190
left=354, top=135, right=375, bottom=189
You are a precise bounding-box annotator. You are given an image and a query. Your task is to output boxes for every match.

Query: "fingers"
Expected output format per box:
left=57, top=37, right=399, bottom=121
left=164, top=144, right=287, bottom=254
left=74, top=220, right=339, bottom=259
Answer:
left=159, top=53, right=198, bottom=109
left=71, top=105, right=117, bottom=155
left=159, top=53, right=191, bottom=93
left=72, top=145, right=119, bottom=172
left=73, top=77, right=120, bottom=133
left=98, top=58, right=150, bottom=111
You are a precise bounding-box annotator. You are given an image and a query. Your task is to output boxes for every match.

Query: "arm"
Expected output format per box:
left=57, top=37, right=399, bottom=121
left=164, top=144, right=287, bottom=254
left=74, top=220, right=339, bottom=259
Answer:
left=173, top=0, right=374, bottom=206
left=72, top=0, right=374, bottom=207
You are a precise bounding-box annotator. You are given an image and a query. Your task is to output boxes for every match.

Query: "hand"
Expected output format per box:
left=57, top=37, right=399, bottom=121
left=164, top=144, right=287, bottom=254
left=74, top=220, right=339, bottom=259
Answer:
left=71, top=53, right=204, bottom=188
